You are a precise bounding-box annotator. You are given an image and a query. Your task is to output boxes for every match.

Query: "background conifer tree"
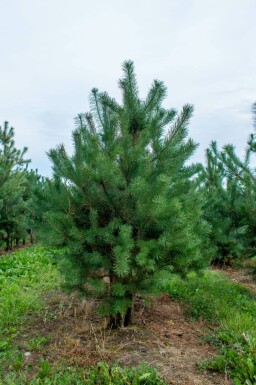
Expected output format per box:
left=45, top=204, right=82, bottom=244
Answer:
left=0, top=122, right=30, bottom=249
left=44, top=61, right=211, bottom=327
left=200, top=142, right=247, bottom=264
left=201, top=102, right=256, bottom=263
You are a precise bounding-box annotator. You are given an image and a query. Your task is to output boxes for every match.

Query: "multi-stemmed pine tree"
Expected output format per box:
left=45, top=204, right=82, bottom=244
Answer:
left=45, top=61, right=211, bottom=327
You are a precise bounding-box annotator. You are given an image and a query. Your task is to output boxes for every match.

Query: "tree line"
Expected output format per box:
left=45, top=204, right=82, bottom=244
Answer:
left=1, top=61, right=255, bottom=327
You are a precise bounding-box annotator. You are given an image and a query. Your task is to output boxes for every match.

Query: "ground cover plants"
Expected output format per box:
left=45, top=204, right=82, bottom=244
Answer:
left=0, top=246, right=171, bottom=385
left=169, top=270, right=256, bottom=384
left=1, top=246, right=256, bottom=384
left=0, top=247, right=59, bottom=379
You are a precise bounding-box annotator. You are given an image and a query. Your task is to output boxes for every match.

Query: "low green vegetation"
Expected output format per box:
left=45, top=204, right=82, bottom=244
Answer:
left=0, top=247, right=167, bottom=384
left=0, top=246, right=59, bottom=338
left=0, top=245, right=59, bottom=380
left=1, top=362, right=167, bottom=385
left=169, top=270, right=256, bottom=384
left=2, top=243, right=256, bottom=384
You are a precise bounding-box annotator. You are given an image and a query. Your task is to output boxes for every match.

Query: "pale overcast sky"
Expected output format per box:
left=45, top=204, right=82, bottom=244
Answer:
left=0, top=0, right=255, bottom=175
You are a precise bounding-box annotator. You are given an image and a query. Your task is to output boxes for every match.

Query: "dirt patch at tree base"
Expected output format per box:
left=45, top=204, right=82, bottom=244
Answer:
left=17, top=293, right=231, bottom=385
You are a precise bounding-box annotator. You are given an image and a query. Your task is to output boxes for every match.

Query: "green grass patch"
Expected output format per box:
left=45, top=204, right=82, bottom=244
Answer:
left=0, top=246, right=60, bottom=380
left=0, top=246, right=60, bottom=337
left=169, top=270, right=256, bottom=384
left=0, top=247, right=167, bottom=384
left=0, top=362, right=167, bottom=385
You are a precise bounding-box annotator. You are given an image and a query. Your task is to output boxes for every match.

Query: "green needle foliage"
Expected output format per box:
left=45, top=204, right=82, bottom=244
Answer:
left=0, top=122, right=30, bottom=249
left=201, top=101, right=256, bottom=264
left=44, top=61, right=211, bottom=327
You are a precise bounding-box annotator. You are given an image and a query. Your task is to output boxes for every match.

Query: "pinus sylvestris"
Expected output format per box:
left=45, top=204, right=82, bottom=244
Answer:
left=45, top=61, right=210, bottom=328
left=201, top=102, right=256, bottom=263
left=0, top=122, right=30, bottom=249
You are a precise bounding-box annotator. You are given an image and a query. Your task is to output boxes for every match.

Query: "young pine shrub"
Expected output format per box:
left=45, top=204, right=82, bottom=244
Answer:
left=44, top=61, right=211, bottom=328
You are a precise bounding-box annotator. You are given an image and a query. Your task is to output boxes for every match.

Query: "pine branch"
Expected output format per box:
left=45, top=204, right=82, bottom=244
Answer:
left=151, top=104, right=194, bottom=162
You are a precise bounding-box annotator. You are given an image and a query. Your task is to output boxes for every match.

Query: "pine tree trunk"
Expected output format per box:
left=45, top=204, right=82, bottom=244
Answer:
left=28, top=228, right=34, bottom=244
left=107, top=295, right=134, bottom=329
left=124, top=306, right=133, bottom=326
left=108, top=313, right=122, bottom=329
left=6, top=237, right=10, bottom=251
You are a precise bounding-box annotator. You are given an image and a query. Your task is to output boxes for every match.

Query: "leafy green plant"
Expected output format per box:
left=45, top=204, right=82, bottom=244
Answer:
left=0, top=341, right=9, bottom=352
left=37, top=360, right=51, bottom=379
left=26, top=337, right=50, bottom=352
left=13, top=352, right=23, bottom=372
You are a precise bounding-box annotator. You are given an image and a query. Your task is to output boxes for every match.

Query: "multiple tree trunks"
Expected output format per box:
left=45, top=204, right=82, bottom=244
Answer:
left=4, top=229, right=34, bottom=251
left=108, top=305, right=133, bottom=329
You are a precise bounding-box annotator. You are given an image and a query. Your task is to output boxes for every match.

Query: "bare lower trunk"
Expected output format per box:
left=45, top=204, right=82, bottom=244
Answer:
left=108, top=313, right=123, bottom=329
left=108, top=306, right=133, bottom=329
left=5, top=237, right=10, bottom=251
left=28, top=229, right=34, bottom=244
left=108, top=295, right=134, bottom=329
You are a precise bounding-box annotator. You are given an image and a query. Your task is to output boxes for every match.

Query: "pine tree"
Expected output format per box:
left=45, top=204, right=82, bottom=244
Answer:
left=0, top=122, right=30, bottom=249
left=248, top=102, right=256, bottom=152
left=24, top=169, right=47, bottom=244
left=45, top=61, right=211, bottom=327
left=202, top=102, right=256, bottom=263
left=201, top=142, right=247, bottom=264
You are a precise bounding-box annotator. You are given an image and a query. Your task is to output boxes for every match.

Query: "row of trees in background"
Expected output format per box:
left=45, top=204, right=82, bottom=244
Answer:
left=202, top=103, right=256, bottom=264
left=0, top=122, right=45, bottom=250
left=1, top=62, right=255, bottom=326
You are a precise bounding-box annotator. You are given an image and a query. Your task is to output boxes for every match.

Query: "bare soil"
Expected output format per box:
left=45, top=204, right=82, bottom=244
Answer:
left=17, top=293, right=231, bottom=385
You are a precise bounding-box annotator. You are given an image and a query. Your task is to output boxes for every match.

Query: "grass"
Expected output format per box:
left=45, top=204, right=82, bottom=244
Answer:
left=1, top=362, right=168, bottom=385
left=0, top=246, right=168, bottom=385
left=169, top=270, right=256, bottom=384
left=3, top=245, right=256, bottom=384
left=0, top=246, right=61, bottom=382
left=0, top=246, right=60, bottom=339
